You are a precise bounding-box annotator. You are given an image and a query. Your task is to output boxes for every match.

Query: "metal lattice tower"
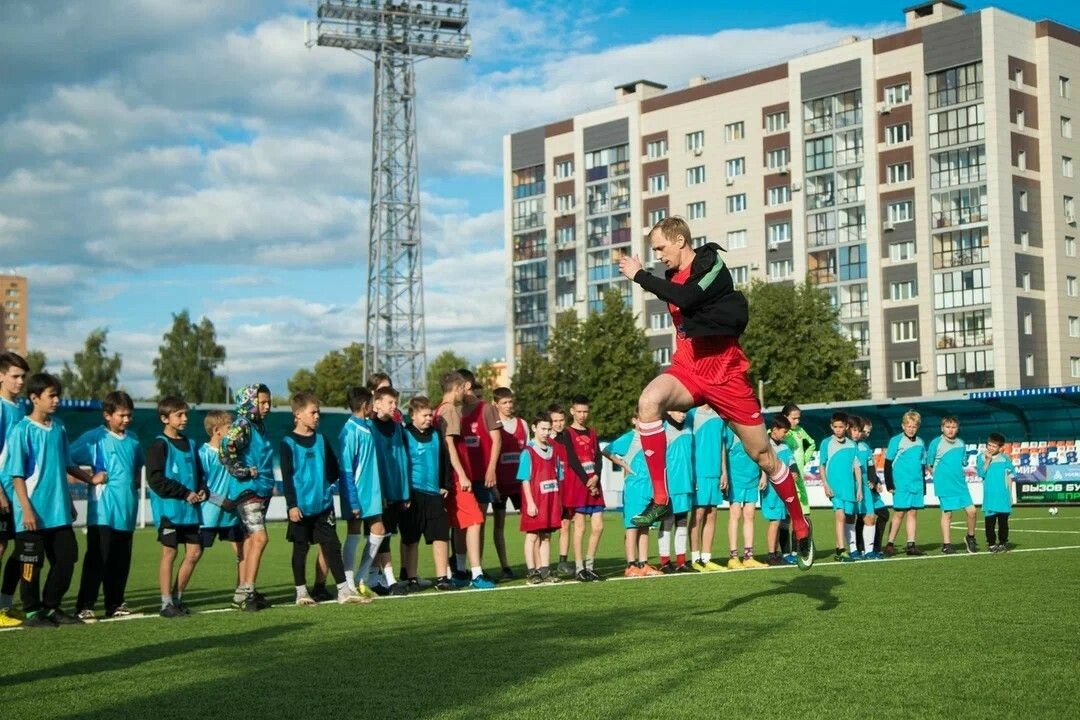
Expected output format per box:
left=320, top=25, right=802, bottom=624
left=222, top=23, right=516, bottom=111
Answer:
left=310, top=1, right=470, bottom=397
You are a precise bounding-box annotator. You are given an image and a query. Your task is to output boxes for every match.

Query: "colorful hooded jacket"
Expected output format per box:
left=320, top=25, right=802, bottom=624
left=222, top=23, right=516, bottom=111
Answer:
left=219, top=384, right=276, bottom=499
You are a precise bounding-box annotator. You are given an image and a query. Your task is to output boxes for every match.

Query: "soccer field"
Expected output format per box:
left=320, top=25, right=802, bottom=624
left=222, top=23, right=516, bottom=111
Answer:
left=5, top=507, right=1079, bottom=720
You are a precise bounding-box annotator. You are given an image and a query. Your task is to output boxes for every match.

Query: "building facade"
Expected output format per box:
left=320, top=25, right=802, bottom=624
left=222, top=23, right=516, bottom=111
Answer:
left=503, top=1, right=1080, bottom=400
left=0, top=275, right=28, bottom=356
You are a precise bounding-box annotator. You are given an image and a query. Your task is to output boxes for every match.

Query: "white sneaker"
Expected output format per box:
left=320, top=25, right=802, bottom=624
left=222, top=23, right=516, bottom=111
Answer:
left=295, top=594, right=317, bottom=607
left=76, top=608, right=97, bottom=622
left=337, top=587, right=370, bottom=605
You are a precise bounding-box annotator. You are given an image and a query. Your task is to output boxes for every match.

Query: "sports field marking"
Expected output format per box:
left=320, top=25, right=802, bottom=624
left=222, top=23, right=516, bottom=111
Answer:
left=3, top=543, right=1078, bottom=632
left=949, top=522, right=1080, bottom=534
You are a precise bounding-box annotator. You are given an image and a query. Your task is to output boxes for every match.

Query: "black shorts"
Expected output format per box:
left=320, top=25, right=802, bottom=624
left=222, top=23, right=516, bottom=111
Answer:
left=400, top=493, right=449, bottom=545
left=561, top=507, right=574, bottom=521
left=492, top=491, right=522, bottom=512
left=381, top=501, right=406, bottom=536
left=200, top=526, right=244, bottom=548
left=286, top=508, right=339, bottom=545
left=0, top=511, right=14, bottom=541
left=158, top=520, right=201, bottom=548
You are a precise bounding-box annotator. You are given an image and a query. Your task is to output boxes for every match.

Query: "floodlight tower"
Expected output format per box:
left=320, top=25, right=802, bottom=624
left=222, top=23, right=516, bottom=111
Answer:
left=310, top=1, right=470, bottom=396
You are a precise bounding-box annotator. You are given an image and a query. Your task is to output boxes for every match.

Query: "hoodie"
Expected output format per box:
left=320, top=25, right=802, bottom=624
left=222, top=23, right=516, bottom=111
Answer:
left=219, top=384, right=276, bottom=499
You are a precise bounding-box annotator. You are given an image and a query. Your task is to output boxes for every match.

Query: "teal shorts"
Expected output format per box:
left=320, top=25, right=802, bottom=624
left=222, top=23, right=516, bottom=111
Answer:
left=938, top=491, right=973, bottom=513
left=694, top=476, right=723, bottom=508
left=622, top=480, right=652, bottom=530
left=893, top=490, right=925, bottom=511
left=671, top=493, right=692, bottom=515
left=831, top=498, right=859, bottom=515
left=760, top=490, right=788, bottom=522
left=726, top=486, right=759, bottom=506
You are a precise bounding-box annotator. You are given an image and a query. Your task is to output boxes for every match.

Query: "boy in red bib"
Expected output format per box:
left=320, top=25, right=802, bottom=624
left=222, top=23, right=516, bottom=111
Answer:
left=518, top=412, right=563, bottom=585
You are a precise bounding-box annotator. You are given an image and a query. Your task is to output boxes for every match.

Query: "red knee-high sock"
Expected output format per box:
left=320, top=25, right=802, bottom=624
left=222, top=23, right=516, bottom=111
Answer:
left=638, top=420, right=669, bottom=505
left=770, top=466, right=809, bottom=539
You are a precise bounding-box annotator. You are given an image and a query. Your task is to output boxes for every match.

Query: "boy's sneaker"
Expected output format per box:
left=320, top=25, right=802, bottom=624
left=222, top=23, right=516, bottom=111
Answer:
left=407, top=577, right=433, bottom=592
left=782, top=553, right=798, bottom=565
left=941, top=544, right=955, bottom=555
left=295, top=594, right=317, bottom=607
left=337, top=586, right=370, bottom=605
left=22, top=611, right=57, bottom=628
left=527, top=570, right=543, bottom=585
left=631, top=500, right=672, bottom=528
left=905, top=545, right=925, bottom=556
left=174, top=602, right=192, bottom=616
left=836, top=552, right=858, bottom=563
left=575, top=569, right=593, bottom=582
left=964, top=535, right=979, bottom=554
left=239, top=594, right=261, bottom=613
left=435, top=577, right=454, bottom=591
left=159, top=603, right=186, bottom=619
left=794, top=517, right=816, bottom=570
left=450, top=572, right=471, bottom=589
left=863, top=551, right=885, bottom=560
left=542, top=574, right=562, bottom=584
left=389, top=581, right=411, bottom=596
left=0, top=609, right=23, bottom=628
left=741, top=556, right=768, bottom=569
left=659, top=562, right=676, bottom=575
left=107, top=603, right=136, bottom=618
left=883, top=543, right=897, bottom=557
left=76, top=609, right=97, bottom=623
left=727, top=556, right=744, bottom=570
left=849, top=551, right=864, bottom=561
left=675, top=562, right=696, bottom=573
left=49, top=609, right=84, bottom=625
left=469, top=575, right=496, bottom=590
left=355, top=582, right=377, bottom=600
left=766, top=554, right=783, bottom=566
left=585, top=568, right=604, bottom=581
left=500, top=567, right=515, bottom=580
left=691, top=560, right=708, bottom=572
left=311, top=585, right=335, bottom=603
left=252, top=591, right=271, bottom=609
left=369, top=584, right=391, bottom=597
left=555, top=561, right=574, bottom=578
left=641, top=564, right=663, bottom=577
left=703, top=559, right=727, bottom=571
left=624, top=564, right=644, bottom=578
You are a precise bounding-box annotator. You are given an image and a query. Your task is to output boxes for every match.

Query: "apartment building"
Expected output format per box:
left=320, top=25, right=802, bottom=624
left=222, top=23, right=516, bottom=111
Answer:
left=503, top=1, right=1080, bottom=399
left=0, top=275, right=28, bottom=357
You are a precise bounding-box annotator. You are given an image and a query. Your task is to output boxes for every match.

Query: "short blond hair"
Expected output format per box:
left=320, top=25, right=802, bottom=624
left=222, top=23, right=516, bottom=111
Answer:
left=901, top=410, right=921, bottom=425
left=651, top=216, right=691, bottom=245
left=204, top=410, right=233, bottom=436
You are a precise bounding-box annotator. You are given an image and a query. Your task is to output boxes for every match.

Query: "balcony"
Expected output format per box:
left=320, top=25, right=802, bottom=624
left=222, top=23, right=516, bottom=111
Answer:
left=932, top=246, right=990, bottom=269
left=512, top=212, right=545, bottom=231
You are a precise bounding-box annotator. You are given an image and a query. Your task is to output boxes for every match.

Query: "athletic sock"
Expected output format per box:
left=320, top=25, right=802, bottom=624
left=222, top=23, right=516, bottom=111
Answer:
left=702, top=552, right=712, bottom=563
left=585, top=557, right=595, bottom=571
left=862, top=525, right=876, bottom=553
left=657, top=517, right=673, bottom=560
left=676, top=553, right=686, bottom=566
left=295, top=585, right=308, bottom=598
left=845, top=523, right=857, bottom=553
left=743, top=546, right=754, bottom=559
left=342, top=533, right=361, bottom=582
left=356, top=533, right=385, bottom=584
left=576, top=560, right=585, bottom=572
left=638, top=420, right=670, bottom=505
left=161, top=595, right=173, bottom=610
left=692, top=552, right=702, bottom=563
left=769, top=465, right=809, bottom=538
left=382, top=565, right=397, bottom=586
left=470, top=566, right=483, bottom=580
left=674, top=523, right=688, bottom=559
left=659, top=556, right=670, bottom=566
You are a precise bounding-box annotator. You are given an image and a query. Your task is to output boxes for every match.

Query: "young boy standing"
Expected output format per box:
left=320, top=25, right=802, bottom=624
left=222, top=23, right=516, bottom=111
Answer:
left=658, top=411, right=694, bottom=573
left=603, top=417, right=661, bottom=578
left=71, top=391, right=144, bottom=621
left=458, top=369, right=502, bottom=574
left=338, top=386, right=381, bottom=600
left=722, top=421, right=767, bottom=569
left=220, top=384, right=275, bottom=611
left=2, top=373, right=102, bottom=627
left=281, top=392, right=366, bottom=605
left=198, top=411, right=245, bottom=588
left=370, top=386, right=411, bottom=594
left=518, top=412, right=563, bottom=584
left=819, top=412, right=862, bottom=563
left=979, top=432, right=1015, bottom=552
left=492, top=387, right=527, bottom=579
left=0, top=351, right=29, bottom=625
left=687, top=404, right=725, bottom=572
left=147, top=395, right=206, bottom=618
left=884, top=411, right=927, bottom=557
left=564, top=396, right=605, bottom=581
left=928, top=416, right=978, bottom=554
left=401, top=396, right=453, bottom=590
left=761, top=416, right=793, bottom=565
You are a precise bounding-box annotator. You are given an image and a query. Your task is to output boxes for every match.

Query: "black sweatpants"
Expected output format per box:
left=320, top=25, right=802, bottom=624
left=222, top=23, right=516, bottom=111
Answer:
left=76, top=526, right=134, bottom=614
left=16, top=526, right=78, bottom=615
left=986, top=514, right=1010, bottom=545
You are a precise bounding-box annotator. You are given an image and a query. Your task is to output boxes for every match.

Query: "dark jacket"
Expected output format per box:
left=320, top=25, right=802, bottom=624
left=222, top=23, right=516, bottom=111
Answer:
left=632, top=242, right=749, bottom=337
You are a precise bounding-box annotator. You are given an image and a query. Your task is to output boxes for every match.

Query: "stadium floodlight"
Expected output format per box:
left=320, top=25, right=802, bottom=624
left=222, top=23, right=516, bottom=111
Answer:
left=308, top=1, right=471, bottom=397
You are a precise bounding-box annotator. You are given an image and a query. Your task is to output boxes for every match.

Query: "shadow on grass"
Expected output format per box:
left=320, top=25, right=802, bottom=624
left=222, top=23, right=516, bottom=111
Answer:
left=693, top=573, right=844, bottom=614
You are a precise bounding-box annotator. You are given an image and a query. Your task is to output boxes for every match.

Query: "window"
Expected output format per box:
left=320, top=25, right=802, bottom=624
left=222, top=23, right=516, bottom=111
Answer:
left=766, top=147, right=790, bottom=170
left=555, top=194, right=574, bottom=213
left=928, top=104, right=985, bottom=149
left=1061, top=76, right=1072, bottom=99
left=726, top=194, right=747, bottom=213
left=888, top=162, right=912, bottom=183
left=768, top=259, right=794, bottom=279
left=646, top=138, right=668, bottom=158
left=1014, top=66, right=1024, bottom=85
left=556, top=291, right=575, bottom=311
left=687, top=201, right=706, bottom=219
left=1024, top=354, right=1035, bottom=377
left=686, top=131, right=704, bottom=152
left=1066, top=196, right=1077, bottom=220
left=767, top=185, right=791, bottom=206
left=1068, top=276, right=1078, bottom=297
left=889, top=240, right=916, bottom=261
left=884, top=82, right=911, bottom=105
left=1069, top=316, right=1080, bottom=337
left=725, top=157, right=745, bottom=177
left=654, top=347, right=672, bottom=365
left=1017, top=230, right=1029, bottom=248
left=1067, top=236, right=1077, bottom=257
left=930, top=146, right=986, bottom=189
left=766, top=111, right=789, bottom=132
left=1023, top=313, right=1033, bottom=335
left=934, top=267, right=992, bottom=309
left=891, top=320, right=918, bottom=343
left=647, top=208, right=667, bottom=226
left=1065, top=157, right=1075, bottom=178
left=768, top=222, right=792, bottom=244
left=890, top=280, right=917, bottom=300
left=1063, top=117, right=1073, bottom=139
left=1017, top=149, right=1027, bottom=171
left=893, top=360, right=920, bottom=382
left=1073, top=357, right=1080, bottom=379
left=726, top=229, right=748, bottom=249
left=886, top=123, right=911, bottom=145
left=691, top=236, right=707, bottom=248
left=555, top=225, right=574, bottom=247
left=888, top=201, right=914, bottom=223
left=1015, top=107, right=1026, bottom=129
left=647, top=174, right=667, bottom=193
left=650, top=312, right=673, bottom=330
left=556, top=257, right=575, bottom=279
left=512, top=229, right=547, bottom=261
left=805, top=137, right=834, bottom=172
left=931, top=185, right=988, bottom=227
left=725, top=121, right=745, bottom=142
left=935, top=310, right=992, bottom=349
left=928, top=62, right=983, bottom=109
left=1019, top=190, right=1029, bottom=212
left=686, top=165, right=706, bottom=186
left=730, top=265, right=749, bottom=284
left=554, top=160, right=573, bottom=179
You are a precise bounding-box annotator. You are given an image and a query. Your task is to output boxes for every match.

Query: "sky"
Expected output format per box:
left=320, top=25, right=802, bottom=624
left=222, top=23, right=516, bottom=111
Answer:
left=2, top=0, right=1077, bottom=398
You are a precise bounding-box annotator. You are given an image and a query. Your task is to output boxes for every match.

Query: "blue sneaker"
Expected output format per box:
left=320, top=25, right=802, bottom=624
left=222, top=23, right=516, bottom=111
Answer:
left=849, top=551, right=863, bottom=561
left=469, top=576, right=496, bottom=590
left=450, top=572, right=471, bottom=589
left=782, top=553, right=797, bottom=565
left=864, top=551, right=885, bottom=560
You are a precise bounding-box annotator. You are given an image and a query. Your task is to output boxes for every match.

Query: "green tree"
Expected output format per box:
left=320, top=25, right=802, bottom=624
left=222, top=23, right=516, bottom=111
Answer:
left=58, top=328, right=122, bottom=400
left=153, top=310, right=227, bottom=404
left=576, top=291, right=658, bottom=438
left=425, top=349, right=470, bottom=401
left=474, top=360, right=500, bottom=397
left=25, top=349, right=47, bottom=375
left=286, top=342, right=367, bottom=409
left=739, top=279, right=867, bottom=405
left=509, top=344, right=558, bottom=420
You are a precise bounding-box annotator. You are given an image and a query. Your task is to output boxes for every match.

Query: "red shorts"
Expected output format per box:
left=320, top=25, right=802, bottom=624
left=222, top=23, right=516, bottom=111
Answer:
left=667, top=342, right=762, bottom=426
left=445, top=486, right=484, bottom=530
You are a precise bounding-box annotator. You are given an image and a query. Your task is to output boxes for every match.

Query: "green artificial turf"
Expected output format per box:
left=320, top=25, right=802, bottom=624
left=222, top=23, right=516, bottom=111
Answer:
left=4, top=507, right=1078, bottom=719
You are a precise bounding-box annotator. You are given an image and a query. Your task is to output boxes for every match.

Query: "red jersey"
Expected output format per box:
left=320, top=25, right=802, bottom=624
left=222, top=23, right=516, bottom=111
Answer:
left=495, top=416, right=528, bottom=494
left=435, top=401, right=473, bottom=484
left=518, top=442, right=562, bottom=533
left=463, top=399, right=501, bottom=482
left=562, top=425, right=605, bottom=509
left=669, top=264, right=750, bottom=382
